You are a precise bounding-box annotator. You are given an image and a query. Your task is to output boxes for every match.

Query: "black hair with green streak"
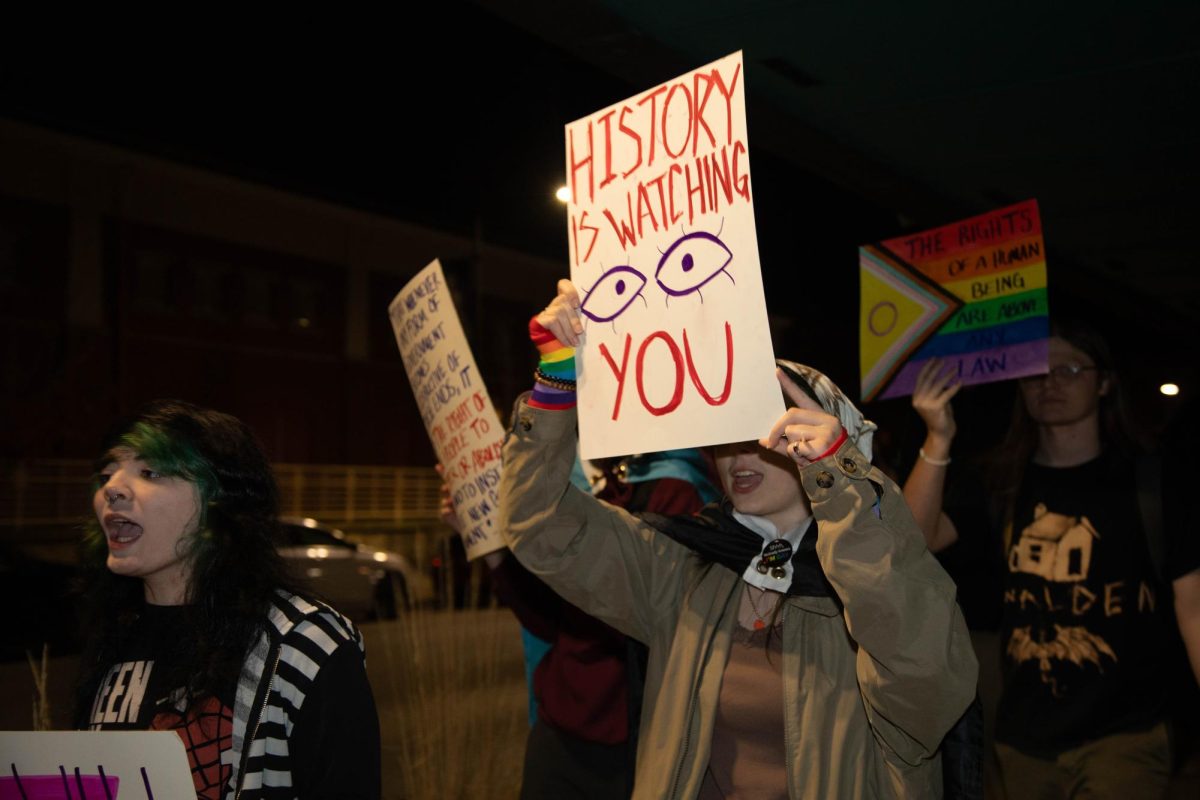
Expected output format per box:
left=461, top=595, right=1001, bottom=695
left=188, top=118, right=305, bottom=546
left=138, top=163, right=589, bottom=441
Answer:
left=75, top=399, right=300, bottom=725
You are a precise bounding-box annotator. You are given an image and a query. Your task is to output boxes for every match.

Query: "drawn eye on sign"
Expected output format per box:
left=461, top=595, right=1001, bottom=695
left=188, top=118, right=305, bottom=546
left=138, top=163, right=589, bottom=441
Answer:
left=580, top=265, right=649, bottom=325
left=655, top=226, right=734, bottom=303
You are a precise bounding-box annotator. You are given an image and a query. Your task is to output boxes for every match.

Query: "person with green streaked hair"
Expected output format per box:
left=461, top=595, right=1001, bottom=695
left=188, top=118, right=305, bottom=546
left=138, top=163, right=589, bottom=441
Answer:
left=75, top=399, right=380, bottom=800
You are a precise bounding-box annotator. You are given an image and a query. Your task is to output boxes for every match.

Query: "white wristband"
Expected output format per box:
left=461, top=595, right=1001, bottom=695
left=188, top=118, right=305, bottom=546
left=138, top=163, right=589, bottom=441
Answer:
left=918, top=447, right=952, bottom=467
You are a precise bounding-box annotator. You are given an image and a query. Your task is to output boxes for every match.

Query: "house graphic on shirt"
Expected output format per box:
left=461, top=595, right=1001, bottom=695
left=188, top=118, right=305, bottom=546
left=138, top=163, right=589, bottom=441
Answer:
left=1009, top=503, right=1100, bottom=582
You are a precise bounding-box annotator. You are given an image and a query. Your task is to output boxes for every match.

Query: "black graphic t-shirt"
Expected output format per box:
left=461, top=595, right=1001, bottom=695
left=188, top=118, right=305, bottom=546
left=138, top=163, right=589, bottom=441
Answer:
left=995, top=454, right=1169, bottom=756
left=87, top=604, right=235, bottom=800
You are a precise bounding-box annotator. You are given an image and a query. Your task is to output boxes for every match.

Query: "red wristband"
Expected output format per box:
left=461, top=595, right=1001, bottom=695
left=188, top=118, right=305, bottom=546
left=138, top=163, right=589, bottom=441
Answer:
left=813, top=428, right=848, bottom=462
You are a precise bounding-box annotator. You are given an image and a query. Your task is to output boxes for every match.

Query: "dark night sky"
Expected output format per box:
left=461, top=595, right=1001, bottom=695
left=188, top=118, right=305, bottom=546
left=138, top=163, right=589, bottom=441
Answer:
left=0, top=7, right=896, bottom=278
left=4, top=12, right=625, bottom=256
left=3, top=7, right=1186, bottom=457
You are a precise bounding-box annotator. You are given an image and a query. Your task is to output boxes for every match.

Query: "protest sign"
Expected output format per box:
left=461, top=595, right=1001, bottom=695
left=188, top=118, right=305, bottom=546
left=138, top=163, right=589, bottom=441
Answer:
left=859, top=199, right=1050, bottom=401
left=0, top=731, right=194, bottom=798
left=565, top=51, right=782, bottom=460
left=389, top=260, right=505, bottom=559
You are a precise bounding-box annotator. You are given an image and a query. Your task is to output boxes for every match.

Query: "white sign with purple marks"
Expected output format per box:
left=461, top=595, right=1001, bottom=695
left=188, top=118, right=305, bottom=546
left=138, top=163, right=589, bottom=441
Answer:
left=564, top=51, right=782, bottom=460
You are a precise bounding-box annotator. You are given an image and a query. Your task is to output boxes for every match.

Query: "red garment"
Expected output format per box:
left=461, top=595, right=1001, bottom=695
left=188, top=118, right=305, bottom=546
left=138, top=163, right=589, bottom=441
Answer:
left=490, top=475, right=706, bottom=744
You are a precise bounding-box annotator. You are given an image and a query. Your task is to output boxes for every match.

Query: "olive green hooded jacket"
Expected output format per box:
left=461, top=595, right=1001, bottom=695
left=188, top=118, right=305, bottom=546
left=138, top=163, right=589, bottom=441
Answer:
left=499, top=402, right=977, bottom=799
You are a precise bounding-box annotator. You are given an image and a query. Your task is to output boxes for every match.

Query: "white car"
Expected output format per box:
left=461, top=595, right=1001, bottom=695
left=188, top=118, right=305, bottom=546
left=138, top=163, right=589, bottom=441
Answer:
left=277, top=517, right=432, bottom=619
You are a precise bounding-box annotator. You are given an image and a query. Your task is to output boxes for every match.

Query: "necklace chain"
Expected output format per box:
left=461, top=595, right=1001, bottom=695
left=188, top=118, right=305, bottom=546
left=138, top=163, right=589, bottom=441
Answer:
left=743, top=583, right=783, bottom=631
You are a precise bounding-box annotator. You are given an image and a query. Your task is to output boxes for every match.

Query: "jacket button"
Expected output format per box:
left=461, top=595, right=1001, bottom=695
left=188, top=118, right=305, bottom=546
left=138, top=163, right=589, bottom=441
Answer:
left=842, top=458, right=857, bottom=474
left=520, top=417, right=533, bottom=431
left=816, top=471, right=834, bottom=489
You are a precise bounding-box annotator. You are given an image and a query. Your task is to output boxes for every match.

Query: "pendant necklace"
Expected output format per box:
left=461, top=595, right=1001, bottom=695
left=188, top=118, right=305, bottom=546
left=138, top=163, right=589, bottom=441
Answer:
left=744, top=583, right=781, bottom=631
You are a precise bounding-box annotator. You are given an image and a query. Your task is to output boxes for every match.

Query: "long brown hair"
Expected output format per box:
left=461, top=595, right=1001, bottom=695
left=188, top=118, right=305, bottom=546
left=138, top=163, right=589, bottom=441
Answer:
left=985, top=318, right=1142, bottom=520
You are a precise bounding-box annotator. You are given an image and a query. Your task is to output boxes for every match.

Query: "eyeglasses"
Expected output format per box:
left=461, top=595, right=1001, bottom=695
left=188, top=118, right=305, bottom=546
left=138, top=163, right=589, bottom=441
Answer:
left=1021, top=364, right=1100, bottom=383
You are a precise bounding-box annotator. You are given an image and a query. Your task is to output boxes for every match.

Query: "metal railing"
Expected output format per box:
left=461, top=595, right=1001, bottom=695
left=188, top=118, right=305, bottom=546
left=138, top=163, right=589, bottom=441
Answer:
left=274, top=463, right=443, bottom=529
left=0, top=459, right=443, bottom=532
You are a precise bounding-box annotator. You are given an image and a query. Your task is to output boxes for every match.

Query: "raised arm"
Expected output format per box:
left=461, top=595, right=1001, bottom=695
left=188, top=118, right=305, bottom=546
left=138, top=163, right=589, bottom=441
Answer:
left=497, top=280, right=695, bottom=644
left=902, top=359, right=962, bottom=552
left=771, top=370, right=977, bottom=763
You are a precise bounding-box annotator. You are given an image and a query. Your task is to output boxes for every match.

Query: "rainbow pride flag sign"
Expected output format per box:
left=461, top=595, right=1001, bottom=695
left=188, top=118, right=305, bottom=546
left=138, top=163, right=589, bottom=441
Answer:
left=859, top=199, right=1049, bottom=402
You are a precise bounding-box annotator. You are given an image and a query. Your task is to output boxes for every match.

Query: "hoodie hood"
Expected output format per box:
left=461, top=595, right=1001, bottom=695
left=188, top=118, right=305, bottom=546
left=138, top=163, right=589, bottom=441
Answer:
left=775, top=359, right=877, bottom=462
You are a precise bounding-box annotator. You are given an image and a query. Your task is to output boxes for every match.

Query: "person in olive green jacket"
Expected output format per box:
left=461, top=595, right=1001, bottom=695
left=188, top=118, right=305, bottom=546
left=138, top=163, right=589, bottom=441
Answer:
left=500, top=280, right=977, bottom=799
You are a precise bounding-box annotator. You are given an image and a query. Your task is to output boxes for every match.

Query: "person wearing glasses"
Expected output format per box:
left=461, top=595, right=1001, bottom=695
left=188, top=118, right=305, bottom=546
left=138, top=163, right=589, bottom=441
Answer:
left=903, top=320, right=1200, bottom=799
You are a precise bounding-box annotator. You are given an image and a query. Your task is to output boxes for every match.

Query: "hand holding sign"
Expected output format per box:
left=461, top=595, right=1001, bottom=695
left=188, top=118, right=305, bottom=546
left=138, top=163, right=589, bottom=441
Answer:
left=761, top=370, right=843, bottom=468
left=435, top=463, right=463, bottom=534
left=535, top=279, right=584, bottom=347
left=911, top=359, right=962, bottom=449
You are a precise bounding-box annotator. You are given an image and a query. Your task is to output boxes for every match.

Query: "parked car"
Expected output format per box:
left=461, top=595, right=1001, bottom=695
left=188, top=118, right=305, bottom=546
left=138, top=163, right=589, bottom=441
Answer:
left=277, top=517, right=432, bottom=620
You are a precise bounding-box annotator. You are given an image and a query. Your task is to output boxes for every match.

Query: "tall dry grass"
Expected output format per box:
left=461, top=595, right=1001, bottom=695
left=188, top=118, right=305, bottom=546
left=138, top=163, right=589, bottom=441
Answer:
left=370, top=537, right=528, bottom=800
left=26, top=644, right=51, bottom=730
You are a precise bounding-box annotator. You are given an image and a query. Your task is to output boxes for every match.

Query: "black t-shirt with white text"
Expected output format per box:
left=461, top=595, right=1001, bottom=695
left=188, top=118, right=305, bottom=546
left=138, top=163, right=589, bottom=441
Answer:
left=86, top=604, right=235, bottom=800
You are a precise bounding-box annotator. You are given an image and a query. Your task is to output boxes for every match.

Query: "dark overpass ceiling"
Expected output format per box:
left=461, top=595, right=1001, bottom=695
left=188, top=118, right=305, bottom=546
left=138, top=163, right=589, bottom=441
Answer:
left=487, top=0, right=1200, bottom=336
left=2, top=1, right=1197, bottom=341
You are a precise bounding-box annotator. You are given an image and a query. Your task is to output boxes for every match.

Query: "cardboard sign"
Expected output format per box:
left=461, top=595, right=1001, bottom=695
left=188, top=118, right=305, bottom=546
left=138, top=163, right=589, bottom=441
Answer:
left=564, top=51, right=783, bottom=460
left=389, top=261, right=505, bottom=559
left=859, top=199, right=1050, bottom=401
left=0, top=731, right=195, bottom=799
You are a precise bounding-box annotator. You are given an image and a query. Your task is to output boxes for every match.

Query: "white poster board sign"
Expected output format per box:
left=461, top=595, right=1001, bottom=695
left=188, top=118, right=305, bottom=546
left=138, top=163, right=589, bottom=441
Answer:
left=389, top=260, right=505, bottom=559
left=565, top=51, right=782, bottom=460
left=0, top=731, right=194, bottom=799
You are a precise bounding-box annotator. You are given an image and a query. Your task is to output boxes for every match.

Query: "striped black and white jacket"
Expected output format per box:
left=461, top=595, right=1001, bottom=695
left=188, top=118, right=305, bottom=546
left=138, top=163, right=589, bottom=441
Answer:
left=224, top=591, right=369, bottom=799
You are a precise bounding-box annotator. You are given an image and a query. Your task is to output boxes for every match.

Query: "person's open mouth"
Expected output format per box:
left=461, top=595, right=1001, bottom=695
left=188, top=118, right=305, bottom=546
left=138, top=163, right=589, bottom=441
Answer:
left=731, top=469, right=763, bottom=493
left=104, top=515, right=144, bottom=548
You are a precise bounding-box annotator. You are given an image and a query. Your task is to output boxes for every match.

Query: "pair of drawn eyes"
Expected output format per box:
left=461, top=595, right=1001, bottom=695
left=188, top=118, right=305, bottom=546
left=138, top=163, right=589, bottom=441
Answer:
left=580, top=231, right=733, bottom=323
